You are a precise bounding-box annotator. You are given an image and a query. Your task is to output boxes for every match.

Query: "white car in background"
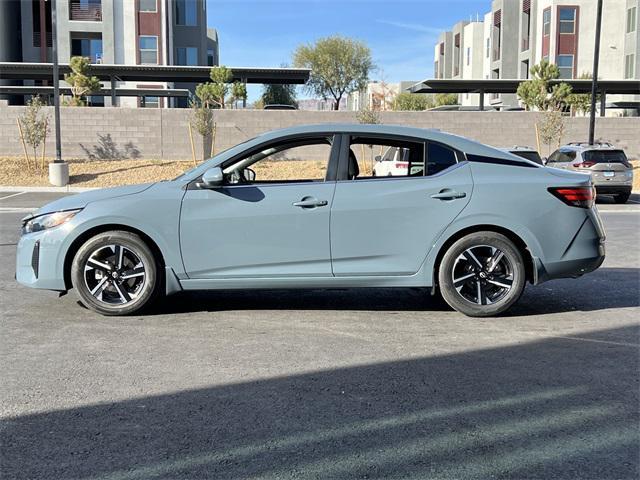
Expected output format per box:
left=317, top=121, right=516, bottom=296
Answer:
left=373, top=146, right=418, bottom=176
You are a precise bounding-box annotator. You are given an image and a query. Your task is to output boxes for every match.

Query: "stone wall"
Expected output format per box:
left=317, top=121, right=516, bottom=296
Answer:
left=1, top=106, right=638, bottom=161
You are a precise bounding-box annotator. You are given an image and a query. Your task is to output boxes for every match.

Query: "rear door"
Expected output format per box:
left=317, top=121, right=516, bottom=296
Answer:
left=330, top=134, right=473, bottom=276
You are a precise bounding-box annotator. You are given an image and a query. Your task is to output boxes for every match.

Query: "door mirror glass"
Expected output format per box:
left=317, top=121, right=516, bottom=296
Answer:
left=374, top=155, right=382, bottom=162
left=200, top=167, right=224, bottom=188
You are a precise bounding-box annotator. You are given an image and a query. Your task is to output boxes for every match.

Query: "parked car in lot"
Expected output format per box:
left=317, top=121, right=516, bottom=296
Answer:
left=16, top=124, right=605, bottom=317
left=498, top=146, right=544, bottom=165
left=546, top=142, right=634, bottom=203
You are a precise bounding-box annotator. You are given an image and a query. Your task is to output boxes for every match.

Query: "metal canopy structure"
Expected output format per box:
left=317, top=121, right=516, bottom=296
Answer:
left=409, top=78, right=640, bottom=115
left=0, top=85, right=190, bottom=98
left=0, top=62, right=311, bottom=84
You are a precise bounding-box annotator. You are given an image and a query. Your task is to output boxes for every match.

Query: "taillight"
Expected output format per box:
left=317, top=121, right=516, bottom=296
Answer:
left=573, top=161, right=595, bottom=168
left=395, top=162, right=408, bottom=168
left=548, top=186, right=596, bottom=208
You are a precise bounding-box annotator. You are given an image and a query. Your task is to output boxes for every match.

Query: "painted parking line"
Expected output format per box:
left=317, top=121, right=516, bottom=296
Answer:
left=0, top=191, right=27, bottom=201
left=0, top=207, right=37, bottom=213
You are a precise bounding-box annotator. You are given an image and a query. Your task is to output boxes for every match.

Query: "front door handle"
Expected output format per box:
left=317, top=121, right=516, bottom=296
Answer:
left=430, top=189, right=467, bottom=200
left=292, top=197, right=328, bottom=208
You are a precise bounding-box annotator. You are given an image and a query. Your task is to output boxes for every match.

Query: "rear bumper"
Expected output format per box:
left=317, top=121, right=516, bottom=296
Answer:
left=534, top=210, right=605, bottom=283
left=595, top=185, right=632, bottom=195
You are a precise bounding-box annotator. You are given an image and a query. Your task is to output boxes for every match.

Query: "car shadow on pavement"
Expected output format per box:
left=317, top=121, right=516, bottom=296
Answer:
left=149, top=267, right=640, bottom=316
left=2, top=326, right=638, bottom=480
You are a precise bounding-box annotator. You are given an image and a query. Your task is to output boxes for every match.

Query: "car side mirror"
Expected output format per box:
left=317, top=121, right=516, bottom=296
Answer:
left=199, top=167, right=224, bottom=189
left=542, top=157, right=548, bottom=165
left=244, top=168, right=256, bottom=182
left=375, top=155, right=382, bottom=162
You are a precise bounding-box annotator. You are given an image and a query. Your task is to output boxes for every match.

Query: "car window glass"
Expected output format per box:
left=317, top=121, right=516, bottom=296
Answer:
left=224, top=138, right=332, bottom=183
left=583, top=150, right=628, bottom=164
left=349, top=137, right=425, bottom=179
left=510, top=151, right=543, bottom=165
left=427, top=142, right=458, bottom=175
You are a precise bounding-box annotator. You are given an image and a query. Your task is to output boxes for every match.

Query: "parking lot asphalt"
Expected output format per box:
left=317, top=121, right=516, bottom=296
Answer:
left=1, top=191, right=639, bottom=480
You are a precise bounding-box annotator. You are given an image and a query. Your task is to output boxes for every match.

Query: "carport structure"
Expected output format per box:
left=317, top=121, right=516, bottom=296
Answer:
left=0, top=62, right=311, bottom=107
left=409, top=78, right=640, bottom=116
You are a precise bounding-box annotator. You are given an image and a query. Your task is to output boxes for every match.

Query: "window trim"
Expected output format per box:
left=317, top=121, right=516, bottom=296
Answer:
left=139, top=35, right=158, bottom=65
left=138, top=0, right=157, bottom=13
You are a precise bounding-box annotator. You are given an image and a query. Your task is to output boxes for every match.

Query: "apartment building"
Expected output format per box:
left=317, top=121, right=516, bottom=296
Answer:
left=434, top=0, right=640, bottom=110
left=0, top=0, right=218, bottom=107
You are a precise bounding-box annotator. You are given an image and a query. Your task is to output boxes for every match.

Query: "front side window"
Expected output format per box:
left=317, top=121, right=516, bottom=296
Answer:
left=557, top=54, right=574, bottom=79
left=223, top=137, right=333, bottom=184
left=543, top=8, right=551, bottom=36
left=559, top=7, right=576, bottom=34
left=175, top=0, right=197, bottom=26
left=139, top=36, right=158, bottom=64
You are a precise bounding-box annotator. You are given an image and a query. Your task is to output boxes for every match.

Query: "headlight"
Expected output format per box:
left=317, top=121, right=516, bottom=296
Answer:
left=22, top=209, right=82, bottom=235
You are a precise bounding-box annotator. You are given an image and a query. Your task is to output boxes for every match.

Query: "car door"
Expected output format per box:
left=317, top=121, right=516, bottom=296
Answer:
left=330, top=135, right=473, bottom=276
left=179, top=135, right=339, bottom=279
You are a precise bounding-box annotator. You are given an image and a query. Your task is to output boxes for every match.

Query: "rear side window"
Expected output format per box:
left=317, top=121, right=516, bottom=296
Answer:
left=583, top=150, right=629, bottom=165
left=427, top=142, right=458, bottom=175
left=549, top=150, right=576, bottom=163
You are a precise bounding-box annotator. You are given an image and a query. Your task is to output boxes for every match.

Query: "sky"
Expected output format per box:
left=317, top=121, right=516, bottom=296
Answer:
left=206, top=0, right=489, bottom=102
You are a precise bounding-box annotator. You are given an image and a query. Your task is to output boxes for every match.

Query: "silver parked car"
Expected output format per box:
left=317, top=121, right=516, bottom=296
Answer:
left=546, top=142, right=634, bottom=203
left=16, top=124, right=605, bottom=317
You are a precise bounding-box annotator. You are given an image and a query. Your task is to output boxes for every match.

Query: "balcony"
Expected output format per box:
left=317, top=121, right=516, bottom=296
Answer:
left=69, top=0, right=102, bottom=21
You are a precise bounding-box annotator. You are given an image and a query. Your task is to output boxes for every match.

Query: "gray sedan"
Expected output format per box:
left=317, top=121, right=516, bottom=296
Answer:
left=16, top=124, right=605, bottom=317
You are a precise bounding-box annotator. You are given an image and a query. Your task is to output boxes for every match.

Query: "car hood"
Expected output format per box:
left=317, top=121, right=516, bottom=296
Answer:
left=29, top=183, right=155, bottom=218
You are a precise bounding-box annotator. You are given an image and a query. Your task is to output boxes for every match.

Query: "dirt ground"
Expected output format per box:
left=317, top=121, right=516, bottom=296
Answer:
left=0, top=156, right=638, bottom=190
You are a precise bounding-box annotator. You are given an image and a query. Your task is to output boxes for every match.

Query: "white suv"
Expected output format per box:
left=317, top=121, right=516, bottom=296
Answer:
left=373, top=146, right=423, bottom=176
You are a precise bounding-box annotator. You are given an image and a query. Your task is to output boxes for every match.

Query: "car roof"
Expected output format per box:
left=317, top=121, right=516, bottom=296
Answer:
left=558, top=142, right=620, bottom=151
left=254, top=123, right=521, bottom=162
left=497, top=146, right=538, bottom=152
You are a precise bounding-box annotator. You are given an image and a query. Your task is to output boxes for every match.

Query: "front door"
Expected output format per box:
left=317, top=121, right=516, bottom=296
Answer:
left=330, top=135, right=473, bottom=276
left=180, top=135, right=338, bottom=278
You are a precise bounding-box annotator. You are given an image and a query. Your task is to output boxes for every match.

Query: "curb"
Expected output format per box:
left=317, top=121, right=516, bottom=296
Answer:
left=0, top=186, right=98, bottom=193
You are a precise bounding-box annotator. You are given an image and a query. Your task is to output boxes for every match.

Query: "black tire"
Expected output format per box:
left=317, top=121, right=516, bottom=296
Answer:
left=438, top=231, right=526, bottom=317
left=614, top=192, right=630, bottom=204
left=71, top=231, right=162, bottom=316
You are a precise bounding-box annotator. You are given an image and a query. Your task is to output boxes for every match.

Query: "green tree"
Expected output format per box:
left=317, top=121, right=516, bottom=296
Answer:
left=516, top=60, right=572, bottom=111
left=293, top=35, right=373, bottom=110
left=566, top=72, right=597, bottom=115
left=63, top=56, right=101, bottom=106
left=434, top=93, right=458, bottom=107
left=392, top=92, right=433, bottom=111
left=260, top=84, right=298, bottom=107
left=231, top=81, right=248, bottom=108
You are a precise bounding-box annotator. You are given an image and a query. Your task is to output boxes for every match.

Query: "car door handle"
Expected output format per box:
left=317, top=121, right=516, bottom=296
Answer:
left=430, top=190, right=467, bottom=200
left=292, top=198, right=328, bottom=208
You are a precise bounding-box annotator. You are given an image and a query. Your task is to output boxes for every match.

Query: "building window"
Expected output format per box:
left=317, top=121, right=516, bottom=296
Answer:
left=559, top=7, right=576, bottom=34
left=627, top=6, right=637, bottom=33
left=175, top=0, right=197, bottom=26
left=207, top=48, right=216, bottom=66
left=176, top=47, right=198, bottom=65
left=486, top=37, right=490, bottom=58
left=69, top=0, right=102, bottom=22
left=141, top=96, right=160, bottom=108
left=139, top=0, right=156, bottom=12
left=139, top=36, right=158, bottom=64
left=557, top=54, right=574, bottom=78
left=625, top=54, right=636, bottom=79
left=543, top=8, right=551, bottom=36
left=466, top=47, right=470, bottom=66
left=71, top=34, right=103, bottom=63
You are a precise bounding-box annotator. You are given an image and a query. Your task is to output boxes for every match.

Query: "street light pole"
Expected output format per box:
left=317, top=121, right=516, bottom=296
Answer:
left=588, top=0, right=603, bottom=145
left=48, top=0, right=69, bottom=186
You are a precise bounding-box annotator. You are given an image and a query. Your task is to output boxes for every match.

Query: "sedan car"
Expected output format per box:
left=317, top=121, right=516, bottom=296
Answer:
left=16, top=124, right=606, bottom=317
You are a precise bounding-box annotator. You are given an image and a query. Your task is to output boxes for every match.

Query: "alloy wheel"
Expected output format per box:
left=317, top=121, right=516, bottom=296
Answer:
left=83, top=244, right=147, bottom=305
left=451, top=245, right=514, bottom=305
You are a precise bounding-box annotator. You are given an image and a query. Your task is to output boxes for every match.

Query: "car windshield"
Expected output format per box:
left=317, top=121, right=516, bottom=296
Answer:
left=583, top=150, right=628, bottom=164
left=511, top=150, right=543, bottom=165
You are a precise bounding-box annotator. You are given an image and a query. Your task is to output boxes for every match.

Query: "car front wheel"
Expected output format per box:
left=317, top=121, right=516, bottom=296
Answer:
left=438, top=231, right=526, bottom=317
left=71, top=231, right=161, bottom=316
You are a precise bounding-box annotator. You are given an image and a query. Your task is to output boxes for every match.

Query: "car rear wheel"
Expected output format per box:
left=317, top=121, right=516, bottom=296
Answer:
left=614, top=192, right=630, bottom=204
left=438, top=232, right=526, bottom=317
left=71, top=231, right=161, bottom=316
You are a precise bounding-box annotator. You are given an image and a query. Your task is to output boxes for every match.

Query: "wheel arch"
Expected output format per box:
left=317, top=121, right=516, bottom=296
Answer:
left=431, top=224, right=536, bottom=289
left=63, top=224, right=166, bottom=290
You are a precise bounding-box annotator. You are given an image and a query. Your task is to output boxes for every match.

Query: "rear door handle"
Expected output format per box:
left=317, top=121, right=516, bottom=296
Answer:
left=292, top=197, right=328, bottom=208
left=430, top=190, right=467, bottom=200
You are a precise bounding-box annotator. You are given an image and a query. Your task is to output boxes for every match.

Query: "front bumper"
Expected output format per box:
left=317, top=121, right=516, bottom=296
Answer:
left=16, top=229, right=68, bottom=291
